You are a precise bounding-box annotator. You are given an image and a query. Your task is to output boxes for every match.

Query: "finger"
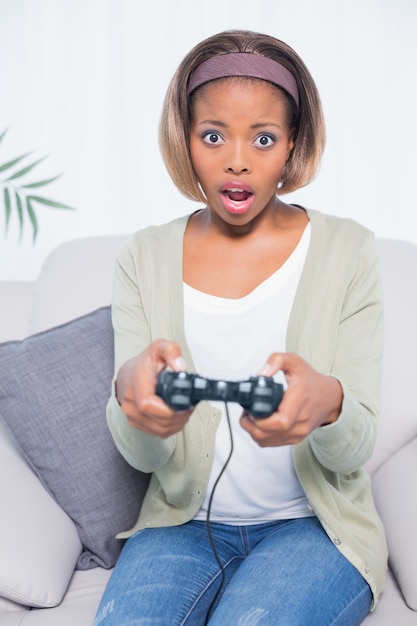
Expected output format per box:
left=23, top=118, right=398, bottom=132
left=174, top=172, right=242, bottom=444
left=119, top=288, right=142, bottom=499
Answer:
left=126, top=395, right=193, bottom=437
left=241, top=409, right=292, bottom=433
left=240, top=411, right=308, bottom=447
left=257, top=353, right=284, bottom=377
left=156, top=340, right=188, bottom=372
left=240, top=413, right=289, bottom=447
left=139, top=392, right=177, bottom=416
left=130, top=413, right=188, bottom=438
left=257, top=352, right=299, bottom=377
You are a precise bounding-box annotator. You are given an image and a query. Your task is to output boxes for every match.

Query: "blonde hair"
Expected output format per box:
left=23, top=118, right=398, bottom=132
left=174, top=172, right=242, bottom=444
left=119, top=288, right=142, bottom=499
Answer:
left=159, top=30, right=326, bottom=201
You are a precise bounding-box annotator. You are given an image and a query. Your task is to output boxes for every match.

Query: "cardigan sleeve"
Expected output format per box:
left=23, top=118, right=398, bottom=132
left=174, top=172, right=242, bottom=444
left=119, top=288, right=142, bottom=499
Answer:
left=106, top=237, right=176, bottom=473
left=308, top=230, right=384, bottom=473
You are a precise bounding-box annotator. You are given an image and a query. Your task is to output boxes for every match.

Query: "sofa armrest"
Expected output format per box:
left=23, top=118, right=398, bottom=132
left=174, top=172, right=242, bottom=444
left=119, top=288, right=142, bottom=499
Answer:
left=372, top=437, right=417, bottom=611
left=0, top=282, right=33, bottom=342
left=0, top=421, right=82, bottom=608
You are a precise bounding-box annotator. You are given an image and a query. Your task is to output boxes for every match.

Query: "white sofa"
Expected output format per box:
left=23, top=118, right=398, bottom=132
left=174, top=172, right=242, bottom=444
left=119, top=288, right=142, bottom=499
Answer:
left=0, top=233, right=416, bottom=625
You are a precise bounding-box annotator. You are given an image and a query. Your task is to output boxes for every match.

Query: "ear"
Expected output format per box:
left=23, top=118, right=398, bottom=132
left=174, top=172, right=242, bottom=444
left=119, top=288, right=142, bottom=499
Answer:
left=287, top=128, right=296, bottom=159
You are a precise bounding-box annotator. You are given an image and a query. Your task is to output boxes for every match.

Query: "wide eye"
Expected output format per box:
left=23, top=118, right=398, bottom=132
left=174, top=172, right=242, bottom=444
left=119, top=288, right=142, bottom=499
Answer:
left=202, top=131, right=224, bottom=145
left=254, top=134, right=275, bottom=148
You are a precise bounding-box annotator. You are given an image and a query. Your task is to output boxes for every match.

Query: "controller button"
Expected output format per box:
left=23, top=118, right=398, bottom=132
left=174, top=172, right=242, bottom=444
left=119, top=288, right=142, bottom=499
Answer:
left=194, top=377, right=208, bottom=389
left=252, top=402, right=273, bottom=413
left=255, top=387, right=273, bottom=397
left=172, top=380, right=193, bottom=389
left=171, top=394, right=191, bottom=405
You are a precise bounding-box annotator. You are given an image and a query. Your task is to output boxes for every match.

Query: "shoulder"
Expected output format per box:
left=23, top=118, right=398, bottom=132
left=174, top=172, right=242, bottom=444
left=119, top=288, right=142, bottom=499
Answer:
left=306, top=208, right=377, bottom=263
left=306, top=208, right=373, bottom=241
left=116, top=214, right=190, bottom=266
left=130, top=213, right=189, bottom=248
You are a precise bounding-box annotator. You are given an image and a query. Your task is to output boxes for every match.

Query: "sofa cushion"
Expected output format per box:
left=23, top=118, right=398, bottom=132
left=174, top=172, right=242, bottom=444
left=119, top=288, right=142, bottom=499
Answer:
left=372, top=438, right=417, bottom=611
left=29, top=234, right=128, bottom=335
left=13, top=568, right=114, bottom=626
left=0, top=420, right=81, bottom=608
left=0, top=306, right=149, bottom=571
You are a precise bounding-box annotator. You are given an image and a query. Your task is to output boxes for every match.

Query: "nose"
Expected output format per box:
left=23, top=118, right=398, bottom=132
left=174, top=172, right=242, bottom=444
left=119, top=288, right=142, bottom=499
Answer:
left=224, top=142, right=251, bottom=174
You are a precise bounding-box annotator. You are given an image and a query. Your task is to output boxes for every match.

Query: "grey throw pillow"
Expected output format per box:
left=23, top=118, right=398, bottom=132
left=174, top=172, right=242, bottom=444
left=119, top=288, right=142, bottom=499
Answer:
left=0, top=307, right=149, bottom=569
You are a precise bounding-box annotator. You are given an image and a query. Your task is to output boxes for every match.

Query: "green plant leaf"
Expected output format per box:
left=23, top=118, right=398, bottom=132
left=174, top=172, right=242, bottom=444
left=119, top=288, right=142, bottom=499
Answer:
left=3, top=187, right=11, bottom=233
left=1, top=128, right=75, bottom=242
left=0, top=152, right=33, bottom=173
left=0, top=128, right=9, bottom=146
left=27, top=195, right=74, bottom=210
left=22, top=174, right=62, bottom=189
left=26, top=196, right=39, bottom=243
left=15, top=191, right=24, bottom=241
left=6, top=155, right=48, bottom=181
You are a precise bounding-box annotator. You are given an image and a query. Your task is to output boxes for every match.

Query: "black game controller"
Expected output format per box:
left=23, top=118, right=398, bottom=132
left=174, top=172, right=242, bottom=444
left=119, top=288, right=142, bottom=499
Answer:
left=156, top=370, right=284, bottom=419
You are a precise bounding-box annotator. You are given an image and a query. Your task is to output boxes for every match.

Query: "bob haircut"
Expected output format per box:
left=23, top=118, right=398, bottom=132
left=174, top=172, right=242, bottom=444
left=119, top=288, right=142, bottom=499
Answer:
left=159, top=30, right=326, bottom=200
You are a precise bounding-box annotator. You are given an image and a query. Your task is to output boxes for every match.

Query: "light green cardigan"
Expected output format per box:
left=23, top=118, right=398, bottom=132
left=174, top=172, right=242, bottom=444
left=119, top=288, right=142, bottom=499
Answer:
left=107, top=208, right=388, bottom=608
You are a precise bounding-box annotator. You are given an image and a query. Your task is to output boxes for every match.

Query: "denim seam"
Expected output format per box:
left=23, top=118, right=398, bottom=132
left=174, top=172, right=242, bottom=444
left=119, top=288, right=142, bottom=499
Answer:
left=239, top=525, right=251, bottom=556
left=330, top=582, right=372, bottom=626
left=181, top=555, right=243, bottom=625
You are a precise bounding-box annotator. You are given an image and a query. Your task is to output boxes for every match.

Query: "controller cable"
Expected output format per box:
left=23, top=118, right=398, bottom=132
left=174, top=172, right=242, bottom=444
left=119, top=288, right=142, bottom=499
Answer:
left=204, top=402, right=234, bottom=625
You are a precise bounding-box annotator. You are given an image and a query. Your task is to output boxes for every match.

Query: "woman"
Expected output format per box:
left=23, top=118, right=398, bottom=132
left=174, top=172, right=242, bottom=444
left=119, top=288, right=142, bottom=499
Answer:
left=95, top=29, right=387, bottom=625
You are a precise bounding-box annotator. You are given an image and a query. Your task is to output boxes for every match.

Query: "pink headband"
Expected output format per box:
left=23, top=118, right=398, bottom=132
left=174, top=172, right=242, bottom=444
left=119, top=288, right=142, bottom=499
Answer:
left=187, top=52, right=299, bottom=109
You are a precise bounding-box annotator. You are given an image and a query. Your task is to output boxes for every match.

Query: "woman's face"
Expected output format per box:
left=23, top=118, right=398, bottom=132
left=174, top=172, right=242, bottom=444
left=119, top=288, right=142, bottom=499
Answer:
left=189, top=77, right=294, bottom=227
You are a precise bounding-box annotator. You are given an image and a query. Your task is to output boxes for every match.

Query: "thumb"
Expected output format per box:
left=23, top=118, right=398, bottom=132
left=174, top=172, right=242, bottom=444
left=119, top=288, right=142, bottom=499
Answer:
left=257, top=352, right=286, bottom=377
left=157, top=340, right=188, bottom=372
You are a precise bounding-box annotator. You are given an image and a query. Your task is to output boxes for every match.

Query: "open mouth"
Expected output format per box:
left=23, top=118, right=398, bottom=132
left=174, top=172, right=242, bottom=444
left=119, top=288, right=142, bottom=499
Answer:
left=221, top=186, right=255, bottom=214
left=224, top=188, right=253, bottom=202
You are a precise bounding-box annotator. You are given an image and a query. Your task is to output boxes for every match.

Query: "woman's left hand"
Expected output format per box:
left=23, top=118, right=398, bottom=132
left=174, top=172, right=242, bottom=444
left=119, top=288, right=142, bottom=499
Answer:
left=240, top=352, right=343, bottom=447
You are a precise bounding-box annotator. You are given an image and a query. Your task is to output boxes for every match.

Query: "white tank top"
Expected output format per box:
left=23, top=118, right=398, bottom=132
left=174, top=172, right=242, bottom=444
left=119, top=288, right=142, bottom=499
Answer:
left=184, top=224, right=314, bottom=524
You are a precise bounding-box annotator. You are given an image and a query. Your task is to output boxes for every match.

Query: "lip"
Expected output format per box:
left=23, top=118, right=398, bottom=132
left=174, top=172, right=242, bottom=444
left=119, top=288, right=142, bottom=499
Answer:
left=219, top=181, right=255, bottom=215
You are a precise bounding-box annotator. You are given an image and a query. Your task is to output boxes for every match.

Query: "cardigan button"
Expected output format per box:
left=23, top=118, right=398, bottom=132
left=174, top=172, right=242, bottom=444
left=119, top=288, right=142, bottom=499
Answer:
left=334, top=537, right=342, bottom=545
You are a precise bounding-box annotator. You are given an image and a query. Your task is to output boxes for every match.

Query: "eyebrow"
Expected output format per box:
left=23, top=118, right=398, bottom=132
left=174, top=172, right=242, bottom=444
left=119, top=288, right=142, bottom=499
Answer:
left=197, top=119, right=283, bottom=130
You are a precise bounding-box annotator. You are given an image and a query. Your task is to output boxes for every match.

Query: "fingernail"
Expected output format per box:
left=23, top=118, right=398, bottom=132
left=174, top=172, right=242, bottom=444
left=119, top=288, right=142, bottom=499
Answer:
left=258, top=363, right=273, bottom=377
left=172, top=356, right=187, bottom=371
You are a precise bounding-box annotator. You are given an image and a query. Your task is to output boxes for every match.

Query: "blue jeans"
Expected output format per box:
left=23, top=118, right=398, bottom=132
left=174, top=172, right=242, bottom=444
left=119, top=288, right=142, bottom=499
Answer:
left=94, top=517, right=372, bottom=625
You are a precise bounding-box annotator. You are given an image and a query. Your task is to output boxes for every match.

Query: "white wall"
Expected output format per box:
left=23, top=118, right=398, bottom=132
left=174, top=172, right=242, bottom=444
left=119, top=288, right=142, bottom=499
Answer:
left=1, top=0, right=416, bottom=281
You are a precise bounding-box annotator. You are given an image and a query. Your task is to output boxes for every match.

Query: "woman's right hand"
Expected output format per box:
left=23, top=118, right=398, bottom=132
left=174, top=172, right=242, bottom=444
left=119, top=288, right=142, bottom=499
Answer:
left=115, top=339, right=193, bottom=438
